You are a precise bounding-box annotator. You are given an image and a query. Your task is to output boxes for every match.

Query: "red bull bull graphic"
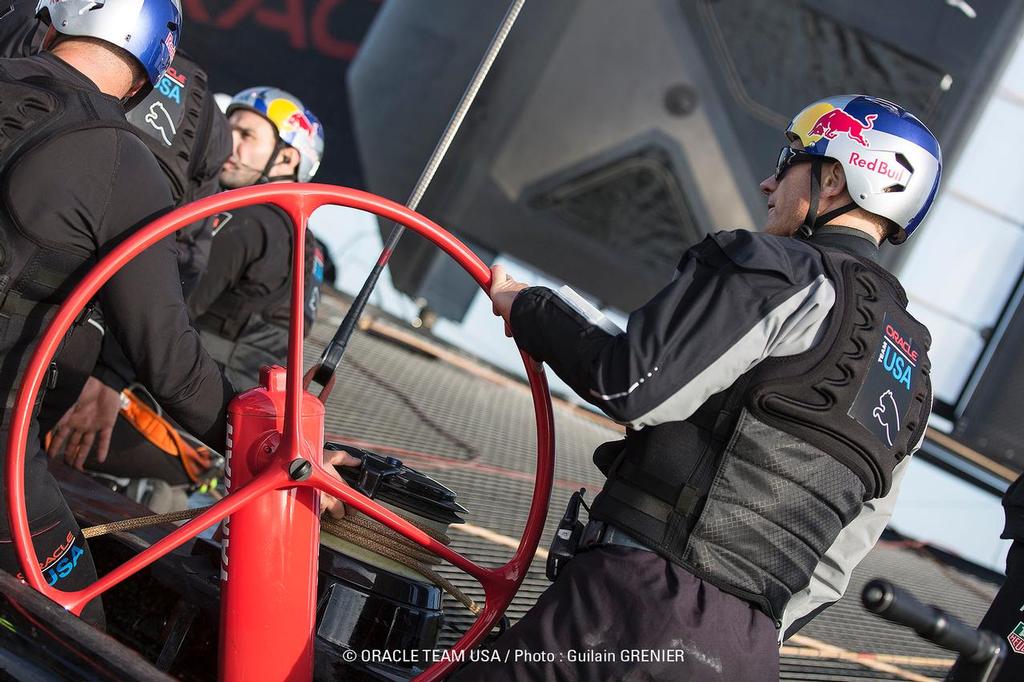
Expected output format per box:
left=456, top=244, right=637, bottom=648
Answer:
left=266, top=99, right=319, bottom=139
left=286, top=111, right=317, bottom=136
left=810, top=109, right=878, bottom=147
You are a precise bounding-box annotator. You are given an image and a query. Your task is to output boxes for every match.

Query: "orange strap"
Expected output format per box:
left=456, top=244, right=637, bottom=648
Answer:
left=119, top=389, right=213, bottom=483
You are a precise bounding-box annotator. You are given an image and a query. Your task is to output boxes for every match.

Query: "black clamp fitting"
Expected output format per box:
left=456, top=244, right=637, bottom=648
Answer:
left=546, top=488, right=588, bottom=581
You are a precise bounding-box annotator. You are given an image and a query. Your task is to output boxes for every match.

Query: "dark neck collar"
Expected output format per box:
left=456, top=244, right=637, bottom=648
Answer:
left=807, top=226, right=880, bottom=263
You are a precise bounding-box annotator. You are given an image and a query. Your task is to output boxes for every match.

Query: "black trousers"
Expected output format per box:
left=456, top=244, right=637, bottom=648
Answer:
left=82, top=322, right=291, bottom=486
left=36, top=316, right=103, bottom=438
left=0, top=427, right=102, bottom=625
left=199, top=321, right=288, bottom=393
left=948, top=540, right=1024, bottom=681
left=450, top=545, right=779, bottom=681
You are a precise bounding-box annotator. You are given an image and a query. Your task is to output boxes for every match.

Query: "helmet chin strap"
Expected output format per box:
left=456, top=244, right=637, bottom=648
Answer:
left=256, top=139, right=298, bottom=184
left=798, top=157, right=857, bottom=239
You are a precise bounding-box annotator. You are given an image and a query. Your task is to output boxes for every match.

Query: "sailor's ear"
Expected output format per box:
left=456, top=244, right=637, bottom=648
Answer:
left=819, top=160, right=848, bottom=199
left=275, top=146, right=301, bottom=175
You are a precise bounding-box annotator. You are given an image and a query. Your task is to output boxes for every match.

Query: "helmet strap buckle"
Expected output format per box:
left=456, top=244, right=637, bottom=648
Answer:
left=257, top=139, right=287, bottom=184
left=814, top=202, right=859, bottom=229
left=799, top=157, right=858, bottom=238
left=799, top=158, right=823, bottom=239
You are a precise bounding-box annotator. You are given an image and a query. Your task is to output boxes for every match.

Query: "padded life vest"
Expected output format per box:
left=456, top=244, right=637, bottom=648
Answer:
left=196, top=209, right=323, bottom=342
left=193, top=210, right=323, bottom=387
left=0, top=65, right=142, bottom=422
left=590, top=246, right=932, bottom=623
left=125, top=52, right=218, bottom=206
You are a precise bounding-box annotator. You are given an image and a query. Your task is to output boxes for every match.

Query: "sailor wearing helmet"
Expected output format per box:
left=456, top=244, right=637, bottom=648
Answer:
left=469, top=95, right=941, bottom=680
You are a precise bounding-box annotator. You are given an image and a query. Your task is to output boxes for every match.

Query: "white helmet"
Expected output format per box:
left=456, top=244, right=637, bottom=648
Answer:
left=227, top=87, right=324, bottom=182
left=36, top=0, right=182, bottom=87
left=784, top=94, right=942, bottom=243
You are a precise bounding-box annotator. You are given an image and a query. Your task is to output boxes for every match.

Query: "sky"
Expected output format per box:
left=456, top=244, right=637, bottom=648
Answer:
left=308, top=31, right=1024, bottom=574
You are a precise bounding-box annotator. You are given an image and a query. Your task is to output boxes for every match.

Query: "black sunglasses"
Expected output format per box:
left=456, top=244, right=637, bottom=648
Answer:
left=774, top=146, right=815, bottom=181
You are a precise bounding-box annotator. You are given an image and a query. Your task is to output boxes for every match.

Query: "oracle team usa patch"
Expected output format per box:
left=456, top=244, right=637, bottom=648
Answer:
left=848, top=312, right=919, bottom=448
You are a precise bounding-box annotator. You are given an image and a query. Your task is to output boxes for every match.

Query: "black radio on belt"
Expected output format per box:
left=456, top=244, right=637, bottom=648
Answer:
left=546, top=488, right=588, bottom=581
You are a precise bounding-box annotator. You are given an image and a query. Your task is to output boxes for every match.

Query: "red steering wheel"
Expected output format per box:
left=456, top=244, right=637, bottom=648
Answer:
left=6, top=184, right=555, bottom=681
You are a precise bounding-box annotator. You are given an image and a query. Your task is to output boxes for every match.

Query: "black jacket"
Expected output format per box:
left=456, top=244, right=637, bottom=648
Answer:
left=0, top=5, right=232, bottom=286
left=189, top=203, right=294, bottom=331
left=1002, top=473, right=1024, bottom=541
left=510, top=228, right=930, bottom=636
left=0, top=53, right=232, bottom=448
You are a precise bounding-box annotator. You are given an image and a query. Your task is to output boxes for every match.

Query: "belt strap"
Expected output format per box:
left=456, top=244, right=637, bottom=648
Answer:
left=579, top=520, right=653, bottom=552
left=604, top=478, right=672, bottom=523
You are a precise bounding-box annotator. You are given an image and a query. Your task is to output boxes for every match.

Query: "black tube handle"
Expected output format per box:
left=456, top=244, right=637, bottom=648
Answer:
left=862, top=578, right=997, bottom=664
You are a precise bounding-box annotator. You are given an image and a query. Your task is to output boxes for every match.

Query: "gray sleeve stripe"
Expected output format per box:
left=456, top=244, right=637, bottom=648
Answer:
left=628, top=275, right=836, bottom=429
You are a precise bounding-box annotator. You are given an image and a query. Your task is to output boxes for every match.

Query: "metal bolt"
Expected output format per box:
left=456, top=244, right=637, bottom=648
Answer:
left=385, top=456, right=402, bottom=468
left=288, top=458, right=313, bottom=481
left=664, top=83, right=698, bottom=117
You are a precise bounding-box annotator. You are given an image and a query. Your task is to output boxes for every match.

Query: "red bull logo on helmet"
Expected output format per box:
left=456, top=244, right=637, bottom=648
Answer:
left=266, top=98, right=319, bottom=140
left=164, top=31, right=176, bottom=63
left=848, top=151, right=908, bottom=185
left=285, top=111, right=316, bottom=137
left=810, top=109, right=877, bottom=147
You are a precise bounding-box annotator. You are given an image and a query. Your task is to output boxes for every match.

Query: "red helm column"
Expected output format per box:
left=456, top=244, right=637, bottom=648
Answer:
left=220, top=365, right=325, bottom=682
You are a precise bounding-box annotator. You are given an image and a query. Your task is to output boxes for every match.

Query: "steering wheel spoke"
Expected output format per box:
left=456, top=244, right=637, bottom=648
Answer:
left=62, top=465, right=288, bottom=614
